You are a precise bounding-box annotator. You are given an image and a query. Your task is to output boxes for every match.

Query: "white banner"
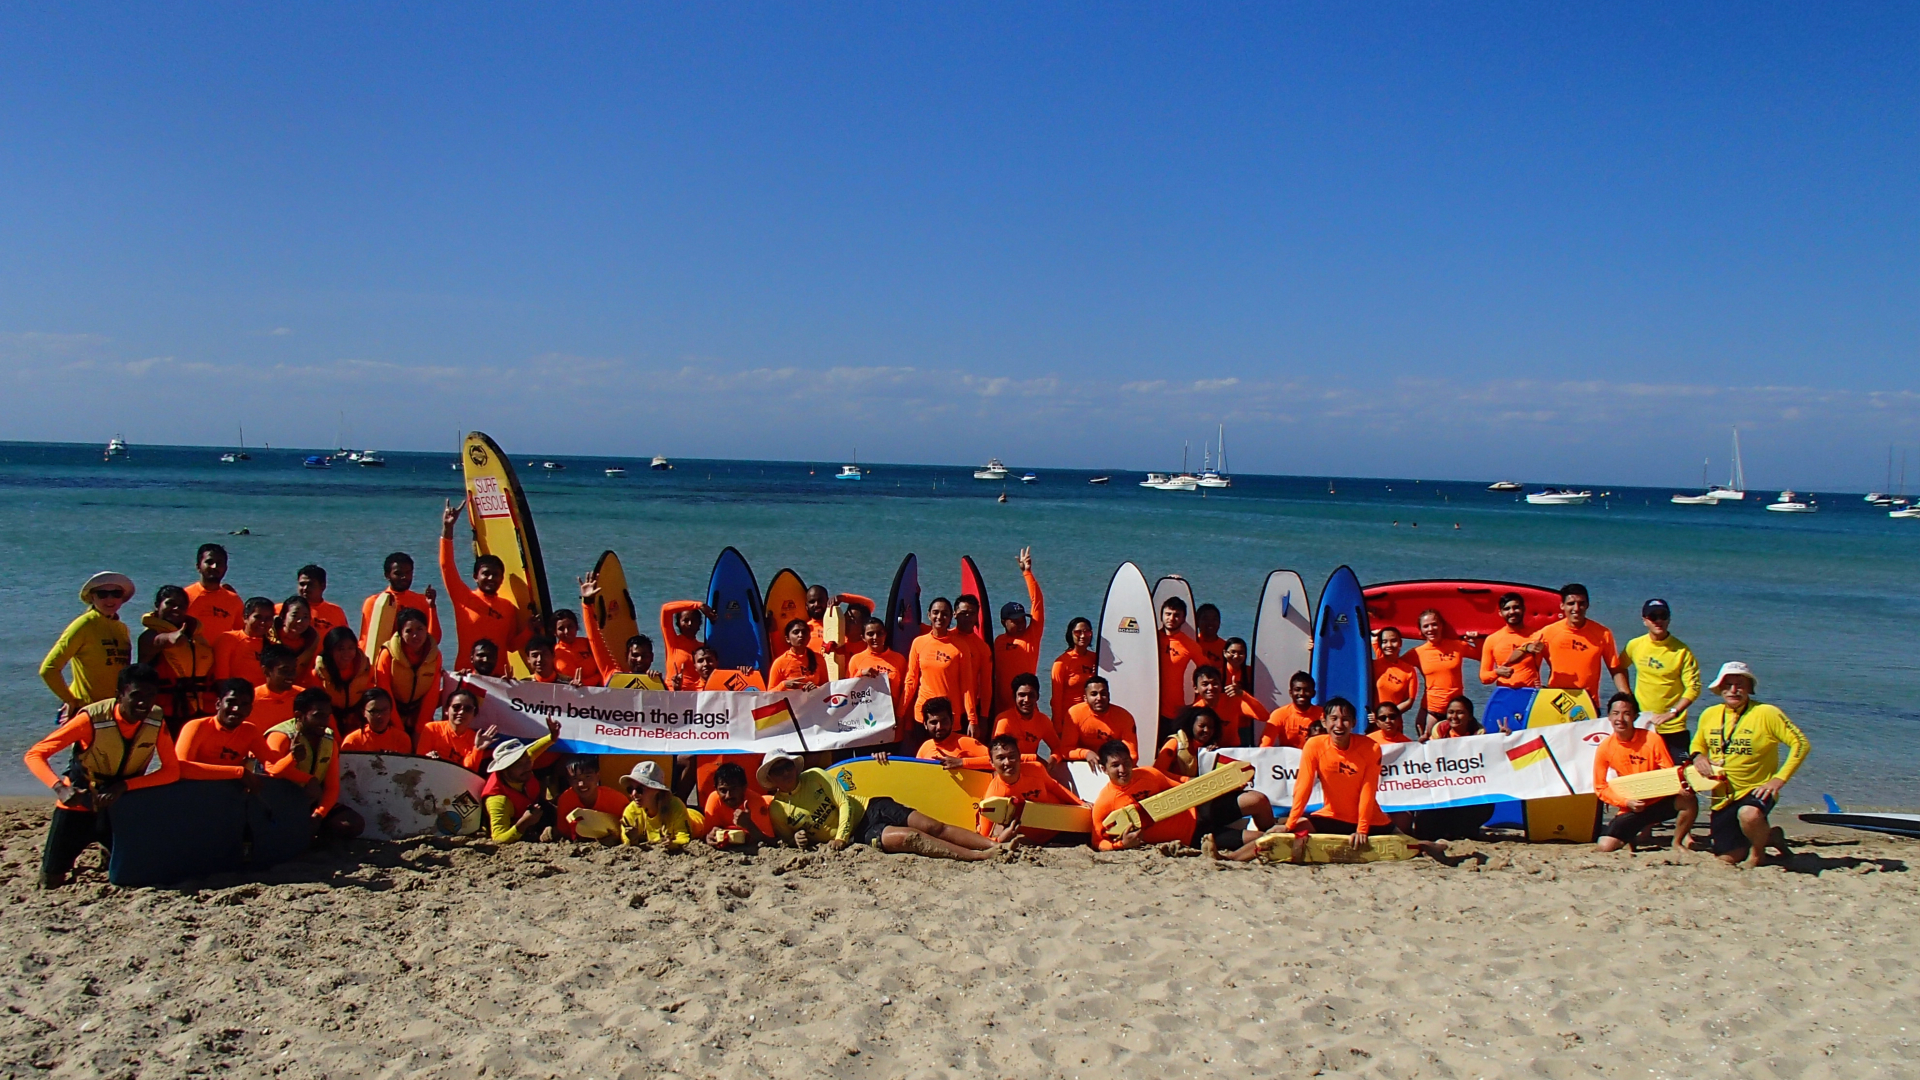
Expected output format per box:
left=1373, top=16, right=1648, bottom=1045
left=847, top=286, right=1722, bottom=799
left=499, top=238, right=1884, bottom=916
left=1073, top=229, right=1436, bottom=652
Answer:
left=462, top=674, right=896, bottom=755
left=1203, top=720, right=1610, bottom=813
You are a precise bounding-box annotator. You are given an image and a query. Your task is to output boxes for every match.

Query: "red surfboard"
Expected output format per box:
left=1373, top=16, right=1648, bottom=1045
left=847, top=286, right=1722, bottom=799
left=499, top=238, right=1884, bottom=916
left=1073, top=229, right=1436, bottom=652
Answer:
left=1361, top=580, right=1561, bottom=638
left=959, top=556, right=993, bottom=647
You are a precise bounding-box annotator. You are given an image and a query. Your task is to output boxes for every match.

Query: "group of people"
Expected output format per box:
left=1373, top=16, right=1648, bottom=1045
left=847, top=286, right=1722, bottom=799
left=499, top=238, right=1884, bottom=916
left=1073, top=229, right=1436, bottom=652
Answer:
left=28, top=499, right=1813, bottom=887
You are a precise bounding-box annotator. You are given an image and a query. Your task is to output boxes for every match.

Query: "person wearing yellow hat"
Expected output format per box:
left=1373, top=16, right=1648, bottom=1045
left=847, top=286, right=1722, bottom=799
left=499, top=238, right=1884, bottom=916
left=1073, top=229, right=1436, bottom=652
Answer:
left=1690, top=662, right=1810, bottom=868
left=38, top=573, right=137, bottom=720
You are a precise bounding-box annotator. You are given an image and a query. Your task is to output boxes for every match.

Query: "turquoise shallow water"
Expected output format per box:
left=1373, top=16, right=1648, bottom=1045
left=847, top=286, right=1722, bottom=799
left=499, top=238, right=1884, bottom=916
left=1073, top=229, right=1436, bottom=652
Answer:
left=3, top=440, right=1914, bottom=807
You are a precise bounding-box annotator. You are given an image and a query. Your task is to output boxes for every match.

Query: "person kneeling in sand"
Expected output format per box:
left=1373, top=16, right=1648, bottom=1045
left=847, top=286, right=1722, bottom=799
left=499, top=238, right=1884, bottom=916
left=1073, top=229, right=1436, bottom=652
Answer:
left=1089, top=739, right=1266, bottom=855
left=758, top=751, right=1003, bottom=860
left=263, top=688, right=364, bottom=844
left=1593, top=692, right=1698, bottom=853
left=702, top=761, right=774, bottom=849
left=620, top=760, right=703, bottom=850
left=1690, top=662, right=1809, bottom=869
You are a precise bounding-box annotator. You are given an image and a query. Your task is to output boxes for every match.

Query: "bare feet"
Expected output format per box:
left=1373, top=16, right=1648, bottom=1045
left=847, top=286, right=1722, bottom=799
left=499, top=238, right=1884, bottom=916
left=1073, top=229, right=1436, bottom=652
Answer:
left=1201, top=834, right=1219, bottom=860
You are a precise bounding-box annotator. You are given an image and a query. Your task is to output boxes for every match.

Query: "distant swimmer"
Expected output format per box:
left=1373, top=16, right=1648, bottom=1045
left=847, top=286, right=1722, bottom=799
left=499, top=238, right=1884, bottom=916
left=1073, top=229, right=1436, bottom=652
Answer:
left=228, top=527, right=249, bottom=535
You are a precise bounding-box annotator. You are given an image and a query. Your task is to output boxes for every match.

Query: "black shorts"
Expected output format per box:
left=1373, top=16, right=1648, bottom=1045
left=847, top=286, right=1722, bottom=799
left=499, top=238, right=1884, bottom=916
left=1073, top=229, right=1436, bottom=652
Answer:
left=1709, top=792, right=1775, bottom=855
left=1660, top=730, right=1693, bottom=764
left=1307, top=817, right=1397, bottom=837
left=1602, top=796, right=1679, bottom=841
left=854, top=796, right=914, bottom=847
left=1192, top=790, right=1245, bottom=833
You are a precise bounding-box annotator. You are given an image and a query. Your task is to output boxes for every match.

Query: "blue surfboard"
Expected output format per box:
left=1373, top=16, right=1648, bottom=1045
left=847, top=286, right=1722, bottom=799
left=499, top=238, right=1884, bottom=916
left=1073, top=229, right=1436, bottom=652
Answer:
left=108, top=780, right=248, bottom=886
left=706, top=546, right=768, bottom=674
left=1310, top=565, right=1373, bottom=733
left=884, top=553, right=922, bottom=653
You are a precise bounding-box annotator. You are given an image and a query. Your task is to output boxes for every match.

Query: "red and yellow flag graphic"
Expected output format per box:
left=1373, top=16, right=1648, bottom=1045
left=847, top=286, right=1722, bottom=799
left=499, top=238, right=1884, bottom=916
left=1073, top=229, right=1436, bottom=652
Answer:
left=752, top=697, right=798, bottom=733
left=1506, top=735, right=1551, bottom=770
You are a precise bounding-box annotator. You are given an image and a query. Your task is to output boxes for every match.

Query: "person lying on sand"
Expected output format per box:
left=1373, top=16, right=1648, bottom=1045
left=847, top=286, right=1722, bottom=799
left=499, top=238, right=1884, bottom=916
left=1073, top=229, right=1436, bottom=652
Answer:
left=1156, top=706, right=1275, bottom=836
left=1691, top=662, right=1809, bottom=869
left=759, top=751, right=1004, bottom=861
left=556, top=756, right=628, bottom=842
left=979, top=734, right=1084, bottom=846
left=480, top=719, right=560, bottom=844
left=619, top=760, right=701, bottom=850
left=702, top=762, right=774, bottom=848
left=1593, top=692, right=1697, bottom=853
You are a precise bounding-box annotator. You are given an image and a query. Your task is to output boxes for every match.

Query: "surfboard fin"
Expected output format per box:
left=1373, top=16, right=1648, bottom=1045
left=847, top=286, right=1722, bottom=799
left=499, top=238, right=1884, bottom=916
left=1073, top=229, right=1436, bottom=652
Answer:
left=1822, top=794, right=1843, bottom=814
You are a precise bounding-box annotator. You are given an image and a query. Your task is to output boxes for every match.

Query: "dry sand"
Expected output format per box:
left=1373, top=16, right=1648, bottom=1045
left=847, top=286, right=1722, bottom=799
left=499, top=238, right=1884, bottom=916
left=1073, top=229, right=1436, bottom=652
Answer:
left=0, top=800, right=1915, bottom=1080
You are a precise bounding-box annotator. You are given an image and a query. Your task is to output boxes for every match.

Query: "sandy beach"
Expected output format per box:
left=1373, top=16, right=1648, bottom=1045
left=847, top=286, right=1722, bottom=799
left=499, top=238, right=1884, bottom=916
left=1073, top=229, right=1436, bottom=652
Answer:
left=1, top=800, right=1914, bottom=1080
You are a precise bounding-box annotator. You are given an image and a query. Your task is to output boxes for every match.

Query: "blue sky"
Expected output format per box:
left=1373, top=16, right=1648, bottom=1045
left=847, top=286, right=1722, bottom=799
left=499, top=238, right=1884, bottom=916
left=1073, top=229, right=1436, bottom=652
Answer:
left=2, top=4, right=1916, bottom=488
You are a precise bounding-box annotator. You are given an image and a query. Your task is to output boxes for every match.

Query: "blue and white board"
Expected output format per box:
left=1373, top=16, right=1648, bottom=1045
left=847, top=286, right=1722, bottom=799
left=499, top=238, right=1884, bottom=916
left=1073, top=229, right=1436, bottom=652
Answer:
left=1310, top=565, right=1373, bottom=733
left=706, top=546, right=768, bottom=673
left=338, top=752, right=487, bottom=840
left=1251, top=570, right=1313, bottom=710
left=1097, top=561, right=1160, bottom=765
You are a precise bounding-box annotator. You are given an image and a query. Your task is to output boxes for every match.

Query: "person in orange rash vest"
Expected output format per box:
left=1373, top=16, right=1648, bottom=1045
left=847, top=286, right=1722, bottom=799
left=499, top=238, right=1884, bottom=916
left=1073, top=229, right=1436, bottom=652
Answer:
left=184, top=543, right=244, bottom=634
left=950, top=594, right=994, bottom=738
left=989, top=548, right=1046, bottom=717
left=846, top=617, right=907, bottom=715
left=550, top=609, right=602, bottom=686
left=658, top=600, right=712, bottom=691
left=1156, top=595, right=1204, bottom=743
left=1411, top=609, right=1482, bottom=734
left=358, top=551, right=441, bottom=651
left=439, top=499, right=530, bottom=667
left=900, top=597, right=975, bottom=748
left=1062, top=676, right=1138, bottom=763
left=978, top=734, right=1084, bottom=845
left=1049, top=617, right=1099, bottom=729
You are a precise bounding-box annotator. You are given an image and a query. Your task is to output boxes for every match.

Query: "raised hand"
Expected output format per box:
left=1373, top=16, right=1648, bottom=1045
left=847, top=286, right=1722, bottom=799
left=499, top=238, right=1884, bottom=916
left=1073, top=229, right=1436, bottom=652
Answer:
left=442, top=499, right=467, bottom=534
left=1017, top=547, right=1032, bottom=572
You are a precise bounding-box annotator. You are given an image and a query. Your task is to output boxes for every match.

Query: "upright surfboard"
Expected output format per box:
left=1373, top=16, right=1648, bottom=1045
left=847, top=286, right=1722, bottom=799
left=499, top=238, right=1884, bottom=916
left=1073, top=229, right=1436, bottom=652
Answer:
left=461, top=431, right=554, bottom=675
left=588, top=550, right=642, bottom=656
left=883, top=553, right=922, bottom=652
left=1362, top=579, right=1560, bottom=638
left=763, top=568, right=809, bottom=664
left=1250, top=570, right=1313, bottom=709
left=959, top=556, right=993, bottom=647
left=1096, top=561, right=1160, bottom=764
left=1311, top=565, right=1373, bottom=732
left=363, top=590, right=398, bottom=662
left=706, top=547, right=767, bottom=673
left=822, top=603, right=848, bottom=680
left=1151, top=575, right=1196, bottom=629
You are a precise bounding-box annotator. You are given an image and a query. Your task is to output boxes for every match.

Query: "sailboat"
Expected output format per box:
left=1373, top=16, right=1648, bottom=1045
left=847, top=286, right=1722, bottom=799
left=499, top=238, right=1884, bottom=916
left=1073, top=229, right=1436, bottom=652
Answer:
left=219, top=424, right=252, bottom=463
left=1671, top=458, right=1719, bottom=505
left=1867, top=447, right=1908, bottom=505
left=1197, top=425, right=1232, bottom=488
left=1707, top=429, right=1746, bottom=500
left=835, top=448, right=863, bottom=480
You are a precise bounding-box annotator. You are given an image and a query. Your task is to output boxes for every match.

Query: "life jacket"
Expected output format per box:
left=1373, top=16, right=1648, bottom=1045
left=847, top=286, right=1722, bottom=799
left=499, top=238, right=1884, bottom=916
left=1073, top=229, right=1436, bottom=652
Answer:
left=75, top=700, right=167, bottom=787
left=1168, top=730, right=1197, bottom=775
left=142, top=613, right=215, bottom=723
left=315, top=653, right=375, bottom=721
left=267, top=718, right=335, bottom=782
left=480, top=770, right=536, bottom=819
left=382, top=632, right=444, bottom=723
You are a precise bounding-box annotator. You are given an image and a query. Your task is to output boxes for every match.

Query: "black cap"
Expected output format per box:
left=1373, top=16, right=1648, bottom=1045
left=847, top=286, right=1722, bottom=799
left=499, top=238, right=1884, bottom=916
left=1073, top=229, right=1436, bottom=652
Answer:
left=1641, top=599, right=1672, bottom=619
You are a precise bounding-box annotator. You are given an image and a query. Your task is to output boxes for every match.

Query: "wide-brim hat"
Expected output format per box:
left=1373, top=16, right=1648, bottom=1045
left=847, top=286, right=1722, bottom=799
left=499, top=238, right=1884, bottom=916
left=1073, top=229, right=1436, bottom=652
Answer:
left=80, top=572, right=135, bottom=605
left=1708, top=661, right=1756, bottom=693
left=619, top=759, right=669, bottom=793
left=487, top=738, right=532, bottom=773
left=755, top=750, right=801, bottom=790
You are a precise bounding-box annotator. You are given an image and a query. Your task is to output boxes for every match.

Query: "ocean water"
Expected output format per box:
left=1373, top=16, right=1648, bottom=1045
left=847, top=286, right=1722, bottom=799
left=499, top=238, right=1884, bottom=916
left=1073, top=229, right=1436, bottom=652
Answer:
left=3, top=440, right=1915, bottom=808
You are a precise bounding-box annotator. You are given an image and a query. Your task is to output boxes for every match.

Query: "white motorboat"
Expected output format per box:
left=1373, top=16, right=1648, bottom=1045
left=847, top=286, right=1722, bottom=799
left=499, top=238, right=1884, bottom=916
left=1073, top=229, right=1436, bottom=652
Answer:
left=973, top=458, right=1010, bottom=480
left=605, top=467, right=627, bottom=478
left=1140, top=472, right=1170, bottom=488
left=219, top=453, right=239, bottom=464
left=1526, top=489, right=1592, bottom=505
left=103, top=436, right=129, bottom=461
left=357, top=450, right=387, bottom=467
left=1487, top=480, right=1523, bottom=492
left=835, top=464, right=863, bottom=480
left=650, top=455, right=671, bottom=471
left=1019, top=473, right=1038, bottom=483
left=1161, top=474, right=1200, bottom=491
left=542, top=461, right=565, bottom=472
left=1890, top=505, right=1920, bottom=519
left=1707, top=429, right=1746, bottom=500
left=1766, top=491, right=1816, bottom=513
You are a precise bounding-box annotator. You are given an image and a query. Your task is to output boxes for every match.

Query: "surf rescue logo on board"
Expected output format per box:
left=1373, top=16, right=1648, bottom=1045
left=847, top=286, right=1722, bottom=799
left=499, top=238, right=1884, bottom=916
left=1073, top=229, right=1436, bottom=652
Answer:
left=470, top=475, right=513, bottom=520
left=1116, top=616, right=1141, bottom=633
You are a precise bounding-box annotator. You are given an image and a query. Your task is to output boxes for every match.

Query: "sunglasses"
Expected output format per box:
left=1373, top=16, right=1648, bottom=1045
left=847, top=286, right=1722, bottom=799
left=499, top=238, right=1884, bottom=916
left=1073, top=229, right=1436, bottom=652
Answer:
left=91, top=587, right=127, bottom=599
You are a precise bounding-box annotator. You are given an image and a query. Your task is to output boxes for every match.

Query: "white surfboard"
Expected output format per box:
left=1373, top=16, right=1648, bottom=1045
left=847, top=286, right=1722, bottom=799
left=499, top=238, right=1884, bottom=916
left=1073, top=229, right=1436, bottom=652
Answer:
left=1151, top=575, right=1196, bottom=629
left=337, top=752, right=487, bottom=840
left=1251, top=570, right=1314, bottom=710
left=1098, top=562, right=1160, bottom=765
